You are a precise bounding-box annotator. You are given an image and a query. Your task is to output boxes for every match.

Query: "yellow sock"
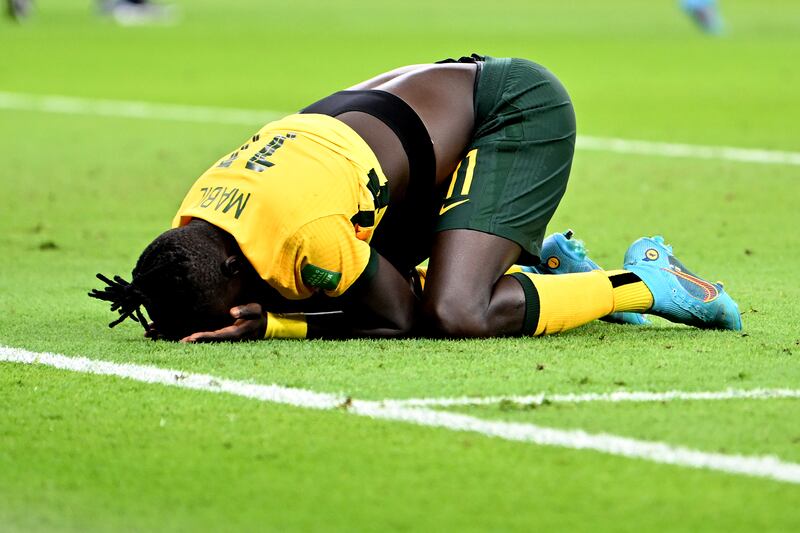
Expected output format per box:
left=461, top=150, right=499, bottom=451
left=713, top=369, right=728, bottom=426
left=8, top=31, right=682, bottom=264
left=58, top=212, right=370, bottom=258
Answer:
left=512, top=271, right=613, bottom=335
left=606, top=269, right=653, bottom=313
left=510, top=270, right=654, bottom=336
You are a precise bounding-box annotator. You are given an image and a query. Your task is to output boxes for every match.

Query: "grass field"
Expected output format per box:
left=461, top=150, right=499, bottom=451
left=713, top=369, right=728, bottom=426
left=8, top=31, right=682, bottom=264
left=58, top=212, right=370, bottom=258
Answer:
left=2, top=1, right=800, bottom=531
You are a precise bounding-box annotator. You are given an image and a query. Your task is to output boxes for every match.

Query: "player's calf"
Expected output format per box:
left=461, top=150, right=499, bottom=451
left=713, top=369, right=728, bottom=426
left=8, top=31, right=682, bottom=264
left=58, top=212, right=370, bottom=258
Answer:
left=421, top=275, right=528, bottom=338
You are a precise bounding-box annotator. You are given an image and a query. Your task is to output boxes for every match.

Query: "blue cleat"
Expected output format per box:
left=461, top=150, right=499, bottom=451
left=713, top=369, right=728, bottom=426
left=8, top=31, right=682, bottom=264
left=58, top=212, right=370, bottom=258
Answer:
left=523, top=231, right=649, bottom=326
left=536, top=230, right=600, bottom=275
left=623, top=236, right=742, bottom=330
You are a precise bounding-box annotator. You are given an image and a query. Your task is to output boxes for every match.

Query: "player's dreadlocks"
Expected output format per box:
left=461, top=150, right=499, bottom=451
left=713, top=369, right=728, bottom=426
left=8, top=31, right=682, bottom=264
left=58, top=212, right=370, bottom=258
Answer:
left=89, top=221, right=236, bottom=340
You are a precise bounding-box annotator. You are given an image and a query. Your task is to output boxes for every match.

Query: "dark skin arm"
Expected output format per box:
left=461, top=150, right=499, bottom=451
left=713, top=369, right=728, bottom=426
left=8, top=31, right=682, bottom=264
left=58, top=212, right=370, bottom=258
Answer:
left=180, top=253, right=417, bottom=342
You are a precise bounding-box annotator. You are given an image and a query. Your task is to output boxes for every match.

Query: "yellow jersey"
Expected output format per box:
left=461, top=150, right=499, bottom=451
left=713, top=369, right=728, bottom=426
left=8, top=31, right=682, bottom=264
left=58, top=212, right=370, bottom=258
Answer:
left=172, top=113, right=389, bottom=300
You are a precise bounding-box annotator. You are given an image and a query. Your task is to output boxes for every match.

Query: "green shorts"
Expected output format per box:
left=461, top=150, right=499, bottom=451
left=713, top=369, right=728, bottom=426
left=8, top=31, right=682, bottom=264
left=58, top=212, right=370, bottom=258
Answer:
left=435, top=56, right=576, bottom=264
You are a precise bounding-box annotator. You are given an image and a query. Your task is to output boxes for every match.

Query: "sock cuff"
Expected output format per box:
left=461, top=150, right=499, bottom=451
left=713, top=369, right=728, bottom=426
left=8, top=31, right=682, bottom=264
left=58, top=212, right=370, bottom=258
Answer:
left=606, top=270, right=653, bottom=313
left=607, top=269, right=642, bottom=287
left=509, top=273, right=540, bottom=336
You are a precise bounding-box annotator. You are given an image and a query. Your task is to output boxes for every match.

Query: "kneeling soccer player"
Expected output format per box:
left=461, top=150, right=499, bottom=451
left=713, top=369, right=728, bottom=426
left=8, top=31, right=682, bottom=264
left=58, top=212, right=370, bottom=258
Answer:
left=90, top=54, right=742, bottom=341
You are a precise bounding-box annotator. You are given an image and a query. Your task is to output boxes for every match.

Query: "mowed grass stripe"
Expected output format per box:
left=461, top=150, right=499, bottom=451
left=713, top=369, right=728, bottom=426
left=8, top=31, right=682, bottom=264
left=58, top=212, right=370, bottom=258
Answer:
left=1, top=91, right=799, bottom=166
left=4, top=345, right=800, bottom=485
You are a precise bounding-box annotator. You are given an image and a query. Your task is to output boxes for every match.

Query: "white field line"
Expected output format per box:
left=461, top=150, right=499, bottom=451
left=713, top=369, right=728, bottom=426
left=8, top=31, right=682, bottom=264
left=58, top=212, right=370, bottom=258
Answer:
left=3, top=346, right=800, bottom=485
left=1, top=91, right=799, bottom=166
left=0, top=91, right=281, bottom=126
left=383, top=388, right=800, bottom=408
left=576, top=136, right=800, bottom=166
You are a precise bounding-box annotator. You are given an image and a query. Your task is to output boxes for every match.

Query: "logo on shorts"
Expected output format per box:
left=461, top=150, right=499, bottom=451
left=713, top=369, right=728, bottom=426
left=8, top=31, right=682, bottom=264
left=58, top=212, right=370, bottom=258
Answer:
left=439, top=198, right=470, bottom=215
left=547, top=256, right=561, bottom=269
left=644, top=248, right=660, bottom=261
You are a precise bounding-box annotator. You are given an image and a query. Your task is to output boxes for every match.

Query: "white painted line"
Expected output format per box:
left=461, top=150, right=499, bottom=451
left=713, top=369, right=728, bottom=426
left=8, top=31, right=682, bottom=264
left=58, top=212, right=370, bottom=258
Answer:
left=0, top=91, right=281, bottom=126
left=351, top=403, right=800, bottom=485
left=3, top=345, right=800, bottom=485
left=1, top=91, right=799, bottom=166
left=382, top=388, right=800, bottom=408
left=0, top=345, right=346, bottom=410
left=578, top=135, right=800, bottom=166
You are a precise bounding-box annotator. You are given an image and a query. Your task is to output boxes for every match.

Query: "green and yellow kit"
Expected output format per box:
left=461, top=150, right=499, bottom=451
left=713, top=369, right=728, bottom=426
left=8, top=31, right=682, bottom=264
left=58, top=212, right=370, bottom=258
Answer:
left=173, top=113, right=389, bottom=300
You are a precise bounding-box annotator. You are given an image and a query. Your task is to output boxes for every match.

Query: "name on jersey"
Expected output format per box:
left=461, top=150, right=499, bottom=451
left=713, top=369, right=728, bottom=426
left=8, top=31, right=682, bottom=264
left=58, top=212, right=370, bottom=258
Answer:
left=195, top=186, right=250, bottom=219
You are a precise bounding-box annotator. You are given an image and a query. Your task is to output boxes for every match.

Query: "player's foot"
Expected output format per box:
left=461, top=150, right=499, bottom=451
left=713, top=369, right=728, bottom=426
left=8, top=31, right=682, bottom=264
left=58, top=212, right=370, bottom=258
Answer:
left=681, top=0, right=724, bottom=35
left=525, top=230, right=649, bottom=326
left=624, top=236, right=742, bottom=330
left=535, top=230, right=601, bottom=275
left=6, top=0, right=31, bottom=21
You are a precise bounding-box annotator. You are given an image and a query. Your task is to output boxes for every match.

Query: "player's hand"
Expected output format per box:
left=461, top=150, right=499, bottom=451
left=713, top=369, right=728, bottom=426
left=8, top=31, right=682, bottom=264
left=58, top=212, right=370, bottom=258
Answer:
left=180, top=303, right=267, bottom=343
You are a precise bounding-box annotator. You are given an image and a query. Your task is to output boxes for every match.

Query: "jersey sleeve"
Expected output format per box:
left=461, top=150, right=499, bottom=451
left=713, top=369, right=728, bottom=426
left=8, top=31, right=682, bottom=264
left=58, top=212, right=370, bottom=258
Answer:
left=270, top=214, right=378, bottom=300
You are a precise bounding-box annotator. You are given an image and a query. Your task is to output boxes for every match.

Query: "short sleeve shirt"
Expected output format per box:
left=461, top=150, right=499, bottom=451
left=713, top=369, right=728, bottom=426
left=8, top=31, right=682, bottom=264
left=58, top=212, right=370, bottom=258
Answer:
left=172, top=113, right=389, bottom=300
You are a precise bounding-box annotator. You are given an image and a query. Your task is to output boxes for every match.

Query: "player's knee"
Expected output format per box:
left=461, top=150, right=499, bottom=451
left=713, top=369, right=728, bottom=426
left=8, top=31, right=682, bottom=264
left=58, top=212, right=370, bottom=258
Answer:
left=422, top=294, right=490, bottom=338
left=390, top=304, right=415, bottom=337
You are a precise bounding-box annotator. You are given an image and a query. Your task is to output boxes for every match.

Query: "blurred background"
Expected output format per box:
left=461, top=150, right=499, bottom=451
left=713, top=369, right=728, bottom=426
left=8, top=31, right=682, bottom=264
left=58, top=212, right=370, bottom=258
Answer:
left=2, top=0, right=798, bottom=147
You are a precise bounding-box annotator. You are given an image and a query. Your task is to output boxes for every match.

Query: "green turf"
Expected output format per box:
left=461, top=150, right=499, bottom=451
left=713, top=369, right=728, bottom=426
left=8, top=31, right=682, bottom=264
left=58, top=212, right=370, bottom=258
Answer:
left=2, top=0, right=800, bottom=531
left=446, top=398, right=800, bottom=462
left=3, top=365, right=800, bottom=533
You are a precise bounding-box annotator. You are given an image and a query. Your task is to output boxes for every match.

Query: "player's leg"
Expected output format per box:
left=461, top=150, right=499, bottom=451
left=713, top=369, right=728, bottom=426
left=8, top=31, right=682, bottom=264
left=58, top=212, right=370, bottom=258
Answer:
left=421, top=56, right=583, bottom=336
left=416, top=230, right=651, bottom=327
left=422, top=56, right=741, bottom=337
left=421, top=225, right=742, bottom=336
left=421, top=229, right=524, bottom=336
left=421, top=228, right=654, bottom=337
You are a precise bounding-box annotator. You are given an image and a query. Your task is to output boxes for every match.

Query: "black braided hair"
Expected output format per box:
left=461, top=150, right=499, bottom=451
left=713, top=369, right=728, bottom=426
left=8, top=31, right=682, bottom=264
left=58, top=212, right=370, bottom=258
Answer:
left=89, top=221, right=236, bottom=340
left=88, top=273, right=152, bottom=330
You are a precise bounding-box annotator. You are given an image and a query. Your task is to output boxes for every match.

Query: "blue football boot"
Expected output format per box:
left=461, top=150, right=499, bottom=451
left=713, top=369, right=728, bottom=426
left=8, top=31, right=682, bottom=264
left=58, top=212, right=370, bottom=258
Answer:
left=536, top=230, right=601, bottom=275
left=522, top=231, right=650, bottom=326
left=623, top=236, right=742, bottom=330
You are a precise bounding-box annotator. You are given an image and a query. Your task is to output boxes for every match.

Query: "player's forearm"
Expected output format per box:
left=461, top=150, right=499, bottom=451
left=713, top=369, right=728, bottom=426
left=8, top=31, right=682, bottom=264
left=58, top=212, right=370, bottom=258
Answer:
left=264, top=252, right=418, bottom=339
left=304, top=309, right=414, bottom=339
